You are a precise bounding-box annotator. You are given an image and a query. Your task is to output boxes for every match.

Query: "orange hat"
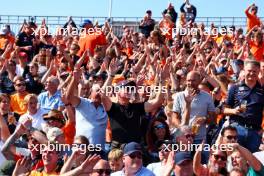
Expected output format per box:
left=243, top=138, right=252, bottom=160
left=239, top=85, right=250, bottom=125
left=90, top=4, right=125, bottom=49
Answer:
left=112, top=74, right=125, bottom=86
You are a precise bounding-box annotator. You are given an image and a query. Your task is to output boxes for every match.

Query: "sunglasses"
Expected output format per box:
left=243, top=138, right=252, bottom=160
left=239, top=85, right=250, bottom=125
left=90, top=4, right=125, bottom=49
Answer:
left=225, top=135, right=237, bottom=141
left=128, top=152, right=142, bottom=159
left=46, top=117, right=64, bottom=124
left=213, top=154, right=227, bottom=161
left=93, top=169, right=111, bottom=175
left=154, top=124, right=166, bottom=130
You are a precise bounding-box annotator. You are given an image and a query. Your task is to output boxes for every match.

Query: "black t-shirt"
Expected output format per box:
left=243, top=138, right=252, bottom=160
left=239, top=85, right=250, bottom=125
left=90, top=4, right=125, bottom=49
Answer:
left=16, top=32, right=35, bottom=60
left=16, top=32, right=34, bottom=47
left=0, top=71, right=15, bottom=94
left=107, top=102, right=146, bottom=144
left=24, top=73, right=44, bottom=95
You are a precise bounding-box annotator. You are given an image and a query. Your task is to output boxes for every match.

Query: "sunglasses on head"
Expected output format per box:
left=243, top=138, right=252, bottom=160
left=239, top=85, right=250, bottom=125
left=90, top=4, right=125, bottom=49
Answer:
left=154, top=124, right=166, bottom=130
left=128, top=152, right=142, bottom=159
left=225, top=135, right=237, bottom=141
left=93, top=169, right=111, bottom=175
left=213, top=154, right=227, bottom=161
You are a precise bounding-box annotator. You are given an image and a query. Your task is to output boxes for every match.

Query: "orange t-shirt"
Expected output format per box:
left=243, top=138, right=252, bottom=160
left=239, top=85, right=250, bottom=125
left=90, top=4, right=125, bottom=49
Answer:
left=249, top=41, right=264, bottom=62
left=7, top=34, right=15, bottom=44
left=245, top=10, right=261, bottom=31
left=77, top=31, right=107, bottom=57
left=62, top=121, right=76, bottom=145
left=159, top=20, right=175, bottom=40
left=122, top=47, right=133, bottom=58
left=10, top=92, right=29, bottom=115
left=0, top=38, right=8, bottom=50
left=0, top=35, right=15, bottom=59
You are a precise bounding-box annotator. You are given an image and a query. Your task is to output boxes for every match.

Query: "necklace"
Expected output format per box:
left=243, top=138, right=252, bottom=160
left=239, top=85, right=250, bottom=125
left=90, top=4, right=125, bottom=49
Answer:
left=120, top=104, right=134, bottom=119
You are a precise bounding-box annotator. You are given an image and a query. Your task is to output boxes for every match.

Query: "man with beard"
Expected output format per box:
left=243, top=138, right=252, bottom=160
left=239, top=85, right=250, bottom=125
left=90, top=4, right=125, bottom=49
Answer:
left=172, top=71, right=216, bottom=143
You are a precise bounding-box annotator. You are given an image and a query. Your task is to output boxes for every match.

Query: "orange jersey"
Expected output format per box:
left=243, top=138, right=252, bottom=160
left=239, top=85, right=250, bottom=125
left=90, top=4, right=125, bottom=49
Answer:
left=77, top=31, right=107, bottom=57
left=245, top=9, right=261, bottom=31
left=159, top=20, right=175, bottom=40
left=249, top=41, right=264, bottom=62
left=10, top=93, right=29, bottom=115
left=62, top=121, right=76, bottom=145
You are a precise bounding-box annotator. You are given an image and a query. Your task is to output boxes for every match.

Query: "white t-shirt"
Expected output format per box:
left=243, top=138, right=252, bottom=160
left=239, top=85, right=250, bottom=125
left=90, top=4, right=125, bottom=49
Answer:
left=16, top=65, right=25, bottom=76
left=147, top=162, right=163, bottom=176
left=0, top=141, right=7, bottom=166
left=19, top=108, right=47, bottom=131
left=254, top=151, right=264, bottom=165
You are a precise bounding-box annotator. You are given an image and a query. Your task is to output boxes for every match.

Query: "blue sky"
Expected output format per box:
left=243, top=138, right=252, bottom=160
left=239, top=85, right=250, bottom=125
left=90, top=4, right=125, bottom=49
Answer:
left=0, top=0, right=263, bottom=18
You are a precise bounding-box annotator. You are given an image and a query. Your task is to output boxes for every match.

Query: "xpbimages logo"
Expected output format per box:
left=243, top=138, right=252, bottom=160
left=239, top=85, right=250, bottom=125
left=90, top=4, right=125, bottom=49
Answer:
left=161, top=142, right=234, bottom=152
left=30, top=26, right=102, bottom=38
left=160, top=26, right=171, bottom=36
left=30, top=142, right=102, bottom=154
left=160, top=26, right=234, bottom=38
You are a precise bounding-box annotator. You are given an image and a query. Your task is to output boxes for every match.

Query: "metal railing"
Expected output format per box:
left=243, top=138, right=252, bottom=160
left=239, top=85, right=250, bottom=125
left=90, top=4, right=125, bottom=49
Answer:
left=0, top=15, right=263, bottom=37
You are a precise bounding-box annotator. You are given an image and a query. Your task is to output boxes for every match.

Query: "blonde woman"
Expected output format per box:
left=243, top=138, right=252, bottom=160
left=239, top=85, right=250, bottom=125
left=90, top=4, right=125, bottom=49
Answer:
left=19, top=94, right=47, bottom=131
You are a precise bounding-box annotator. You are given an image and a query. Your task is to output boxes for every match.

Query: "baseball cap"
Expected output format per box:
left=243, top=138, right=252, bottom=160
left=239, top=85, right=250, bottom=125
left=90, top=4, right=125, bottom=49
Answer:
left=80, top=19, right=93, bottom=28
left=175, top=152, right=192, bottom=165
left=123, top=142, right=142, bottom=155
left=46, top=127, right=64, bottom=142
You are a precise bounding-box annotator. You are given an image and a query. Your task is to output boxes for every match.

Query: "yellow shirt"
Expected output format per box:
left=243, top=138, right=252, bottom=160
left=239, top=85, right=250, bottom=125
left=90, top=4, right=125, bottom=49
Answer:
left=30, top=170, right=59, bottom=176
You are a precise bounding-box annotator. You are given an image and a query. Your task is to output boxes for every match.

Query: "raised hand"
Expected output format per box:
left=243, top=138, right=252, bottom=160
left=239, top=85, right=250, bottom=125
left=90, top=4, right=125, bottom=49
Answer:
left=80, top=154, right=101, bottom=173
left=108, top=58, right=119, bottom=76
left=136, top=73, right=146, bottom=86
left=12, top=157, right=31, bottom=176
left=197, top=66, right=207, bottom=79
left=61, top=89, right=69, bottom=105
left=192, top=116, right=207, bottom=126
left=73, top=68, right=82, bottom=81
left=184, top=89, right=197, bottom=105
left=161, top=151, right=175, bottom=176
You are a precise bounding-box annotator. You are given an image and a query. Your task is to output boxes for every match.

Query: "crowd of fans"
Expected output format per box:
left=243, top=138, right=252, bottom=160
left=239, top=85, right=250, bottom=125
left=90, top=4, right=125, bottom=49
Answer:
left=0, top=0, right=264, bottom=175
